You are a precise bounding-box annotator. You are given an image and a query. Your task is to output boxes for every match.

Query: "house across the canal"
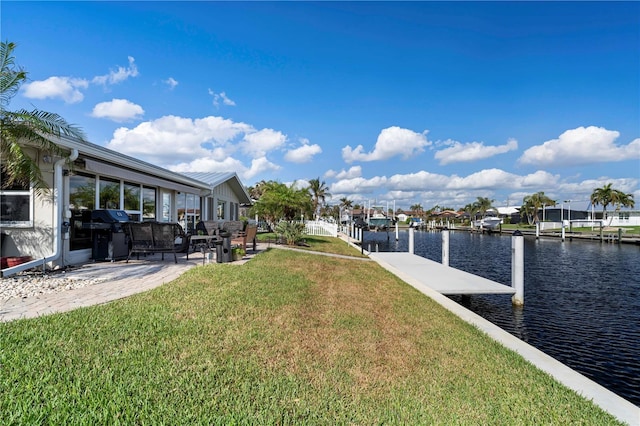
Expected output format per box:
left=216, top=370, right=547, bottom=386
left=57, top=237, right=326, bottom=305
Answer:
left=1, top=135, right=251, bottom=275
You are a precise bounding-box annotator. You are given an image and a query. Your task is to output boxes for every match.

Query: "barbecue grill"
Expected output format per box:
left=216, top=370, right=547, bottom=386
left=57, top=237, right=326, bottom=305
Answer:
left=82, top=209, right=130, bottom=261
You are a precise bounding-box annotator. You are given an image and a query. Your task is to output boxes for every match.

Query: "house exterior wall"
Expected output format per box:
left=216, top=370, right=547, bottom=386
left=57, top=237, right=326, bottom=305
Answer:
left=211, top=182, right=242, bottom=220
left=1, top=148, right=56, bottom=260
left=2, top=144, right=249, bottom=273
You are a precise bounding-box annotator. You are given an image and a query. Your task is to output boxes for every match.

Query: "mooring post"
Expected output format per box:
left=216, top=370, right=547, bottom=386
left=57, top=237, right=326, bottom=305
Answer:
left=441, top=227, right=449, bottom=267
left=511, top=230, right=524, bottom=306
left=599, top=223, right=603, bottom=243
left=561, top=222, right=566, bottom=241
left=535, top=222, right=539, bottom=239
left=408, top=227, right=415, bottom=254
left=395, top=221, right=399, bottom=241
left=618, top=228, right=622, bottom=244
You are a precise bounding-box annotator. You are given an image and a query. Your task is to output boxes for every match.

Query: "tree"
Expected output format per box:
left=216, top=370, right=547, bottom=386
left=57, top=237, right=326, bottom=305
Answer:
left=339, top=197, right=353, bottom=210
left=247, top=180, right=268, bottom=201
left=1, top=41, right=87, bottom=194
left=462, top=202, right=478, bottom=224
left=521, top=192, right=555, bottom=224
left=308, top=177, right=331, bottom=219
left=410, top=203, right=423, bottom=217
left=591, top=183, right=635, bottom=224
left=475, top=197, right=495, bottom=218
left=250, top=181, right=312, bottom=227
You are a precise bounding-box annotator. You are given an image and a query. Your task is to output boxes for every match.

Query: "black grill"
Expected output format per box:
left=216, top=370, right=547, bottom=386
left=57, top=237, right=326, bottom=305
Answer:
left=82, top=209, right=130, bottom=261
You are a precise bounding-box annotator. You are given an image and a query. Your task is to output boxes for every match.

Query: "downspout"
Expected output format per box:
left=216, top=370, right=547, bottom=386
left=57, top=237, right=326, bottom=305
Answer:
left=2, top=149, right=79, bottom=277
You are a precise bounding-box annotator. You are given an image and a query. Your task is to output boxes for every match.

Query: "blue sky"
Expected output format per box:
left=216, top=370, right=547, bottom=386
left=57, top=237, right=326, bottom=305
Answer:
left=4, top=1, right=639, bottom=210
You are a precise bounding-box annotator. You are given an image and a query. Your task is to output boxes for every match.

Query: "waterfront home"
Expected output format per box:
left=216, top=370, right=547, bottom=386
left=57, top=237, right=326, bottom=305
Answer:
left=1, top=135, right=250, bottom=275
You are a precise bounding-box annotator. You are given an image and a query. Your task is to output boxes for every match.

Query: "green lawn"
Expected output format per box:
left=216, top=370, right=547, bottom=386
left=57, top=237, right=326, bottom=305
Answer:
left=0, top=241, right=621, bottom=424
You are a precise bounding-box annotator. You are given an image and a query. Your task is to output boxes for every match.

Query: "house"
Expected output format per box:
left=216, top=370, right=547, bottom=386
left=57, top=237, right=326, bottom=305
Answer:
left=1, top=135, right=251, bottom=276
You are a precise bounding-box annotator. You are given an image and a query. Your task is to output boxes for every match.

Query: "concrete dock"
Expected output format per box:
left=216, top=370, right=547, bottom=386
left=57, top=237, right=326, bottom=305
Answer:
left=369, top=252, right=515, bottom=295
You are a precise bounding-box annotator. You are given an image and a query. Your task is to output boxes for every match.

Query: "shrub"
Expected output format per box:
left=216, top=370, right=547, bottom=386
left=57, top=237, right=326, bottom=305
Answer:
left=274, top=221, right=305, bottom=245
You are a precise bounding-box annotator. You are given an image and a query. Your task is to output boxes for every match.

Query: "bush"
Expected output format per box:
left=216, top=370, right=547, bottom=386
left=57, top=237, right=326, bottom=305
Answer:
left=274, top=221, right=305, bottom=245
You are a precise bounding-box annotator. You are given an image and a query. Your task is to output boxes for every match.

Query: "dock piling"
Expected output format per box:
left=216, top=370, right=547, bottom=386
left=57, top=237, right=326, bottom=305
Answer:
left=442, top=227, right=449, bottom=267
left=511, top=230, right=524, bottom=306
left=408, top=227, right=415, bottom=254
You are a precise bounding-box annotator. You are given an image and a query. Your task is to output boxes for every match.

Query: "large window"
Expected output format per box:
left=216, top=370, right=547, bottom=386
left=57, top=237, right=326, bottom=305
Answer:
left=99, top=177, right=120, bottom=209
left=124, top=182, right=140, bottom=211
left=142, top=187, right=156, bottom=221
left=0, top=166, right=32, bottom=227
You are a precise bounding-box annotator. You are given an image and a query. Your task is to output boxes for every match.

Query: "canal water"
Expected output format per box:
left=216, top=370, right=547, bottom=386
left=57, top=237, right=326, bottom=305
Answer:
left=361, top=229, right=640, bottom=406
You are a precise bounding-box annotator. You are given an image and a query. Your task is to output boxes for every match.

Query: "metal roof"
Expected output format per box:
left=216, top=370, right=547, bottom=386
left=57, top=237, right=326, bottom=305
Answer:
left=181, top=172, right=252, bottom=204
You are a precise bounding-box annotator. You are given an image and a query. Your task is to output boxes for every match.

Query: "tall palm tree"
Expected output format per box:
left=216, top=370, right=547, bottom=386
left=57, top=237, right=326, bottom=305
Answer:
left=1, top=41, right=87, bottom=194
left=591, top=183, right=635, bottom=224
left=308, top=177, right=331, bottom=219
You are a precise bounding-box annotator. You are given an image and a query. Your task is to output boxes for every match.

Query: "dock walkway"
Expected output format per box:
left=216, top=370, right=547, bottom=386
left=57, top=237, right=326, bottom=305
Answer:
left=369, top=252, right=515, bottom=295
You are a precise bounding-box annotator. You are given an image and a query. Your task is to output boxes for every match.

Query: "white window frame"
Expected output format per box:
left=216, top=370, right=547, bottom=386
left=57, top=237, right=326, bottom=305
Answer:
left=0, top=187, right=34, bottom=228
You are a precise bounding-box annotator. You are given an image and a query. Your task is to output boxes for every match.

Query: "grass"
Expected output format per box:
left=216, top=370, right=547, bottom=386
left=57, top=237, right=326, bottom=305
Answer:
left=257, top=233, right=368, bottom=257
left=0, top=242, right=622, bottom=424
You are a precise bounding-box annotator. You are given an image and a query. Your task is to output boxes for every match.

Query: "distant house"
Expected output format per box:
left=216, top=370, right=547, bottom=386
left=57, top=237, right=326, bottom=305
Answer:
left=1, top=135, right=251, bottom=275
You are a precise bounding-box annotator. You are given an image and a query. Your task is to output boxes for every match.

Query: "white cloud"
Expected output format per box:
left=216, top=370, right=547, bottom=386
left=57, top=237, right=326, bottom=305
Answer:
left=170, top=156, right=246, bottom=174
left=446, top=168, right=559, bottom=191
left=342, top=126, right=430, bottom=163
left=284, top=139, right=322, bottom=163
left=92, top=56, right=139, bottom=86
left=241, top=128, right=287, bottom=158
left=106, top=115, right=254, bottom=164
left=244, top=157, right=281, bottom=180
left=435, top=138, right=518, bottom=165
left=22, top=76, right=88, bottom=103
left=164, top=77, right=179, bottom=90
left=208, top=89, right=236, bottom=107
left=330, top=176, right=389, bottom=194
left=387, top=171, right=450, bottom=191
left=335, top=166, right=363, bottom=180
left=91, top=98, right=144, bottom=122
left=518, top=126, right=640, bottom=167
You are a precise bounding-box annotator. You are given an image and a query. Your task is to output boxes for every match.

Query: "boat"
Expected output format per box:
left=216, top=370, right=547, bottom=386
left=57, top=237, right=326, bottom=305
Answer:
left=367, top=207, right=393, bottom=231
left=473, top=216, right=503, bottom=230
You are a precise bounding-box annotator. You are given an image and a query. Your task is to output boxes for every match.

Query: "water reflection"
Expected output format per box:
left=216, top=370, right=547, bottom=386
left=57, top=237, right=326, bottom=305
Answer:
left=362, top=230, right=640, bottom=405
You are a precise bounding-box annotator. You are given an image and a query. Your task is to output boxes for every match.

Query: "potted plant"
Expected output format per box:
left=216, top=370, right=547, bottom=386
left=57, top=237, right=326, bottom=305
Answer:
left=232, top=246, right=245, bottom=261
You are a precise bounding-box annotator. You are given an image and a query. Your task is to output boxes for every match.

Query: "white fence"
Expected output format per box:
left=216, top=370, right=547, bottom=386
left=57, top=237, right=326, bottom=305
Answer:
left=304, top=220, right=338, bottom=237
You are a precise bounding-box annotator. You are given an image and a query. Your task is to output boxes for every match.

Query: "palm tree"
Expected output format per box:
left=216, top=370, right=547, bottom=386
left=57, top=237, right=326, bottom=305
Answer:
left=521, top=191, right=555, bottom=224
left=339, top=197, right=353, bottom=210
left=410, top=203, right=423, bottom=218
left=462, top=202, right=478, bottom=224
left=475, top=197, right=495, bottom=218
left=591, top=183, right=635, bottom=225
left=1, top=41, right=87, bottom=194
left=308, top=177, right=331, bottom=219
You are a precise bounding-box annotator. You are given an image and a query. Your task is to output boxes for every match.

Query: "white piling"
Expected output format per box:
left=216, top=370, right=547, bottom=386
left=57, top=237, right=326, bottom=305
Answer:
left=441, top=228, right=449, bottom=267
left=395, top=221, right=399, bottom=241
left=535, top=222, right=539, bottom=239
left=408, top=227, right=415, bottom=254
left=511, top=230, right=524, bottom=306
left=561, top=224, right=565, bottom=241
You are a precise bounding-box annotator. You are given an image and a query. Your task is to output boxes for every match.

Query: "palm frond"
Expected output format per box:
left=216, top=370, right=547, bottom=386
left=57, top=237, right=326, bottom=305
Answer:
left=14, top=108, right=87, bottom=141
left=0, top=41, right=27, bottom=108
